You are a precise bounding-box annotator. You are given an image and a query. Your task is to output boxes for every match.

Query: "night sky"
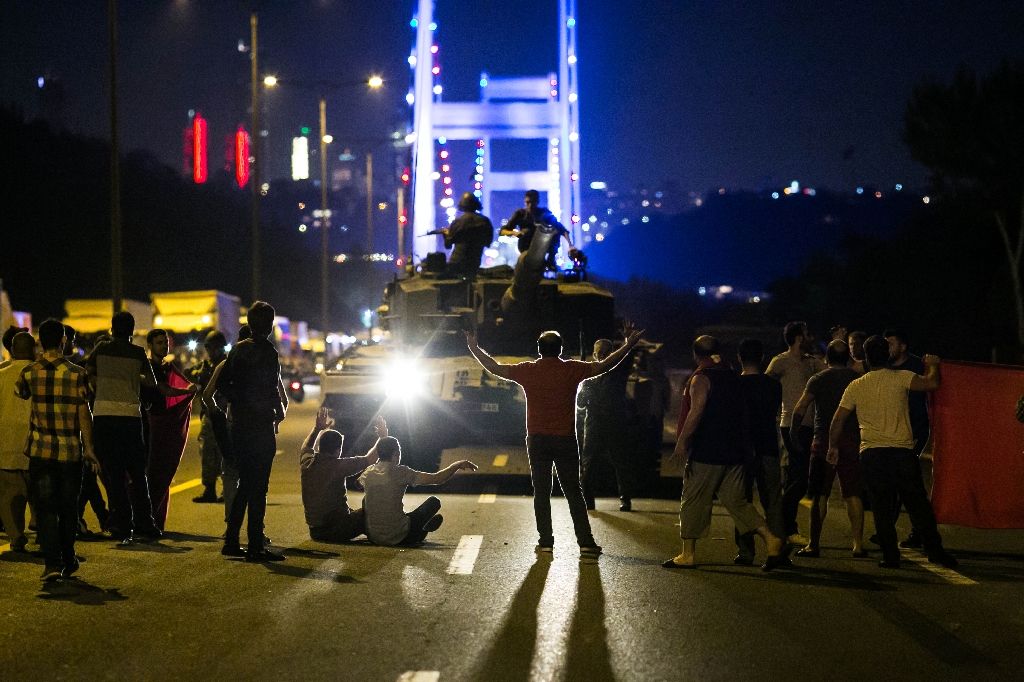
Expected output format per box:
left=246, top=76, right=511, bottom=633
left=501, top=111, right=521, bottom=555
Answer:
left=2, top=1, right=1023, bottom=194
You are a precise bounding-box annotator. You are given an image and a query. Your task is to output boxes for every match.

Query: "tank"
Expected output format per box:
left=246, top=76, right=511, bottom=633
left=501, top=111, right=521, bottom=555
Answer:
left=320, top=225, right=616, bottom=467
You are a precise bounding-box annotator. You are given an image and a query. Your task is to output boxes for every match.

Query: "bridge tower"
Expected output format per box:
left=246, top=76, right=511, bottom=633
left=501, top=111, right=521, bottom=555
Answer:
left=408, top=0, right=581, bottom=264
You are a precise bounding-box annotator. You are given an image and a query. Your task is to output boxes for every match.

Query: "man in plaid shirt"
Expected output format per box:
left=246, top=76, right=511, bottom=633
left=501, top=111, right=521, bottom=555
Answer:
left=16, top=318, right=100, bottom=581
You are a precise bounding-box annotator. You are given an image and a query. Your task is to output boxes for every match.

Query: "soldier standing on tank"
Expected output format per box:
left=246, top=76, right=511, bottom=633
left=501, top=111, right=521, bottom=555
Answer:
left=441, top=192, right=494, bottom=280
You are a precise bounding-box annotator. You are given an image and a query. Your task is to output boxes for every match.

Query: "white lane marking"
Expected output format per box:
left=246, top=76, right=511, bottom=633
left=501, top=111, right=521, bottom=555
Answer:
left=398, top=672, right=439, bottom=682
left=447, top=535, right=484, bottom=575
left=901, top=549, right=977, bottom=585
left=477, top=493, right=497, bottom=504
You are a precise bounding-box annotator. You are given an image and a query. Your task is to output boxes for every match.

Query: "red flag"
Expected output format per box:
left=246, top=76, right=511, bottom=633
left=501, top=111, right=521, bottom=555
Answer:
left=931, top=360, right=1024, bottom=528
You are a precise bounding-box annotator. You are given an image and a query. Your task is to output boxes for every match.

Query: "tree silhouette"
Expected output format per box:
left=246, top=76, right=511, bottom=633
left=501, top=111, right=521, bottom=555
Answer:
left=905, top=62, right=1024, bottom=356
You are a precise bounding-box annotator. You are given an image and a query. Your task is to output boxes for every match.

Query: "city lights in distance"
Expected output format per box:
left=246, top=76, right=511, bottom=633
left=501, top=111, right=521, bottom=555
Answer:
left=263, top=75, right=278, bottom=87
left=367, top=75, right=384, bottom=89
left=406, top=92, right=415, bottom=106
left=922, top=196, right=931, bottom=204
left=590, top=181, right=607, bottom=190
left=322, top=134, right=333, bottom=144
left=433, top=85, right=443, bottom=95
left=299, top=224, right=308, bottom=233
left=37, top=76, right=45, bottom=88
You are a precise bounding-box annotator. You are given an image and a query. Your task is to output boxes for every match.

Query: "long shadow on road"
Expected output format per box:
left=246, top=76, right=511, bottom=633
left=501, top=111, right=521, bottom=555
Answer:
left=565, top=562, right=616, bottom=681
left=472, top=555, right=552, bottom=681
left=37, top=578, right=128, bottom=606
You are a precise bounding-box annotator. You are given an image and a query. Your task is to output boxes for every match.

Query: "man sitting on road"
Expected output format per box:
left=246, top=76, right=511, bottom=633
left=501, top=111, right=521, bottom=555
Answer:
left=300, top=408, right=388, bottom=543
left=359, top=438, right=477, bottom=547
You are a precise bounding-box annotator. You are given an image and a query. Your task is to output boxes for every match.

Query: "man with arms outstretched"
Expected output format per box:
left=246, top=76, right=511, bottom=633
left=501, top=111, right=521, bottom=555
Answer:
left=465, top=324, right=643, bottom=555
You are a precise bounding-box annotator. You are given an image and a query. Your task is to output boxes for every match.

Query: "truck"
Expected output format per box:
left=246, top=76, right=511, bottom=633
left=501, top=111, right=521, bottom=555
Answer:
left=63, top=298, right=152, bottom=335
left=150, top=290, right=241, bottom=344
left=320, top=224, right=616, bottom=469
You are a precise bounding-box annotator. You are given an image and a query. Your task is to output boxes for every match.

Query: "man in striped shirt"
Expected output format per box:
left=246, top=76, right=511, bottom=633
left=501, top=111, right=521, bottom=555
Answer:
left=15, top=318, right=100, bottom=581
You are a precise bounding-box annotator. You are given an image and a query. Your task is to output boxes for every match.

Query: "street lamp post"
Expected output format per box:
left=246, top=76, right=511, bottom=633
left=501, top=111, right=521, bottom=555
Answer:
left=249, top=12, right=261, bottom=303
left=262, top=75, right=383, bottom=336
left=108, top=0, right=123, bottom=314
left=319, top=97, right=330, bottom=336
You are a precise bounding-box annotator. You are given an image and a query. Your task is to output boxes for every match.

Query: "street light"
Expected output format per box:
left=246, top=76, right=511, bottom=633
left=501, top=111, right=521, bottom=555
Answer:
left=262, top=75, right=383, bottom=337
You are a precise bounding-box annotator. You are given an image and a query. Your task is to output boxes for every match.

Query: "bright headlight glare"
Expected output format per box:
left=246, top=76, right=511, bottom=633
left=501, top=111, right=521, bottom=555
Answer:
left=383, top=360, right=427, bottom=399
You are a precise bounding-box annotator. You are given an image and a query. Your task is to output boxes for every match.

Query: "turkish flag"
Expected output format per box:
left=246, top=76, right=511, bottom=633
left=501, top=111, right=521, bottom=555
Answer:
left=931, top=361, right=1024, bottom=528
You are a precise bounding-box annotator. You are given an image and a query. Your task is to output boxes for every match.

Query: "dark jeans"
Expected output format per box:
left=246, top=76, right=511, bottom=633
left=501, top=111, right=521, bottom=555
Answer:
left=225, top=417, right=277, bottom=552
left=29, top=458, right=82, bottom=568
left=401, top=496, right=442, bottom=546
left=861, top=447, right=945, bottom=563
left=735, top=455, right=784, bottom=560
left=891, top=425, right=930, bottom=532
left=94, top=415, right=156, bottom=535
left=581, top=422, right=636, bottom=502
left=527, top=434, right=595, bottom=546
left=77, top=466, right=109, bottom=530
left=781, top=425, right=813, bottom=536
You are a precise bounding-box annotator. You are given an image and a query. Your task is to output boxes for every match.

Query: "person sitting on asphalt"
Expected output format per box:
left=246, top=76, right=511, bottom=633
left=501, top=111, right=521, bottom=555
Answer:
left=300, top=409, right=388, bottom=543
left=358, top=438, right=477, bottom=547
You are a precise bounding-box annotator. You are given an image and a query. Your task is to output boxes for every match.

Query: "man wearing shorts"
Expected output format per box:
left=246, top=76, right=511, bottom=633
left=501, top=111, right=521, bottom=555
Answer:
left=790, top=340, right=864, bottom=557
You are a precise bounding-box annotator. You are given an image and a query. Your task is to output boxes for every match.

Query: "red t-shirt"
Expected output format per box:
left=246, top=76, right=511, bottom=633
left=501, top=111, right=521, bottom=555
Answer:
left=506, top=357, right=596, bottom=436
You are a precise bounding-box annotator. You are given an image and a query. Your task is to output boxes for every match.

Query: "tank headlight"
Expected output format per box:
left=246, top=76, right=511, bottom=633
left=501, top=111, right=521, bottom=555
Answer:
left=382, top=360, right=427, bottom=400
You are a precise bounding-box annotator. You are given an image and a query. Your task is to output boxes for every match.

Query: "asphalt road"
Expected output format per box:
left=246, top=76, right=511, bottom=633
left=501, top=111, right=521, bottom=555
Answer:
left=2, top=395, right=1023, bottom=681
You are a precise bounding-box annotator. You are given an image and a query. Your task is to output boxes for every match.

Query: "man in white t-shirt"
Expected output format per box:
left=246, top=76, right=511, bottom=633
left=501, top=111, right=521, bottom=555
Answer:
left=359, top=438, right=477, bottom=546
left=828, top=335, right=957, bottom=570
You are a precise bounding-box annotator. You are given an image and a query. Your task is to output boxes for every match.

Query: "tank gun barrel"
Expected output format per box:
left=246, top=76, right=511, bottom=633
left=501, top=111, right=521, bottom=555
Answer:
left=500, top=223, right=556, bottom=313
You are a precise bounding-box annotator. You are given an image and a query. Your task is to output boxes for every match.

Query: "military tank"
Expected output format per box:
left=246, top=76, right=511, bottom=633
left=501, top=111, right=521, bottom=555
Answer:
left=320, top=223, right=616, bottom=467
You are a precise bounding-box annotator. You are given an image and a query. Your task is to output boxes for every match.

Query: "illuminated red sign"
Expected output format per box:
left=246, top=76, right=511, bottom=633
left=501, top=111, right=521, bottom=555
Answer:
left=235, top=126, right=250, bottom=188
left=192, top=114, right=208, bottom=184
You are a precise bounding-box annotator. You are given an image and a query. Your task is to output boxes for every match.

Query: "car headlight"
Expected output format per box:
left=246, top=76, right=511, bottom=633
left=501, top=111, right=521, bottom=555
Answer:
left=382, top=359, right=427, bottom=400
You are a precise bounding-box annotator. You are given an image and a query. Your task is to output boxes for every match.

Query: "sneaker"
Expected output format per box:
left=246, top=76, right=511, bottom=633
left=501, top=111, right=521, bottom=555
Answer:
left=536, top=542, right=554, bottom=553
left=579, top=543, right=603, bottom=556
left=733, top=554, right=754, bottom=566
left=221, top=543, right=246, bottom=557
left=193, top=488, right=219, bottom=504
left=41, top=565, right=63, bottom=582
left=619, top=497, right=632, bottom=512
left=585, top=499, right=596, bottom=511
left=787, top=533, right=809, bottom=546
left=11, top=537, right=29, bottom=553
left=245, top=549, right=285, bottom=563
left=423, top=514, right=444, bottom=533
left=899, top=531, right=923, bottom=549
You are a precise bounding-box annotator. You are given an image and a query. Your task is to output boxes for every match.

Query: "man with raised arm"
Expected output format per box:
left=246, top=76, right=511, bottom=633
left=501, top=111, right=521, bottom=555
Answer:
left=359, top=436, right=478, bottom=547
left=465, top=324, right=643, bottom=555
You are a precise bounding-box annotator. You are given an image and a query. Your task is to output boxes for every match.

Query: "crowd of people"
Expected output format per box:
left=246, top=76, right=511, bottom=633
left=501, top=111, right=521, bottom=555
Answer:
left=1, top=305, right=958, bottom=583
left=662, top=322, right=957, bottom=571
left=0, top=301, right=480, bottom=581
